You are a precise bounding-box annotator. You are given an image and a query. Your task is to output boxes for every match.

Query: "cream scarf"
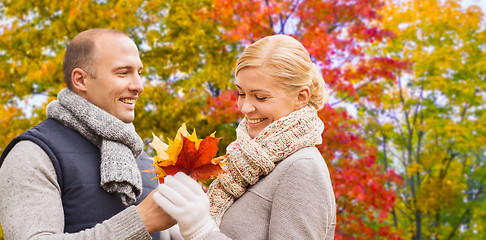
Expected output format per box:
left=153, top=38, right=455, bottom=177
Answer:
left=207, top=106, right=324, bottom=225
left=46, top=89, right=143, bottom=206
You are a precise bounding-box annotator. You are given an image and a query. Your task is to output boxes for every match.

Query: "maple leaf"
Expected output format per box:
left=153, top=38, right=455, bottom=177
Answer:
left=144, top=123, right=227, bottom=184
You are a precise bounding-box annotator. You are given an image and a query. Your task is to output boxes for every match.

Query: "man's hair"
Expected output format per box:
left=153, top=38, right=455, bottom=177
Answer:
left=62, top=29, right=129, bottom=89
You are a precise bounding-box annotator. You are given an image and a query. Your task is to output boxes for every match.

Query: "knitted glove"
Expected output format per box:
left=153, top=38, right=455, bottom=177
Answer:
left=153, top=172, right=219, bottom=240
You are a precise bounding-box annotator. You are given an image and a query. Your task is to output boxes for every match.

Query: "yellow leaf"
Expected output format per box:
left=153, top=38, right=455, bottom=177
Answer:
left=142, top=159, right=167, bottom=180
left=175, top=123, right=189, bottom=140
left=166, top=138, right=183, bottom=165
left=154, top=156, right=173, bottom=167
left=187, top=129, right=201, bottom=149
left=150, top=133, right=169, bottom=159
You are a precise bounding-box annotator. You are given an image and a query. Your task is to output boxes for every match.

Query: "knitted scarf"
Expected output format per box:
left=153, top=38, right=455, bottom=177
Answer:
left=207, top=106, right=324, bottom=225
left=46, top=88, right=143, bottom=207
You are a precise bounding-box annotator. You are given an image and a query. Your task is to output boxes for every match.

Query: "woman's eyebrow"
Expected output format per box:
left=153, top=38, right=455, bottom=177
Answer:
left=235, top=84, right=270, bottom=93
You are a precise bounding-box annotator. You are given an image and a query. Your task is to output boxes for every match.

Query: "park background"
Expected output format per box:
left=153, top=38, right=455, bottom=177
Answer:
left=0, top=0, right=485, bottom=239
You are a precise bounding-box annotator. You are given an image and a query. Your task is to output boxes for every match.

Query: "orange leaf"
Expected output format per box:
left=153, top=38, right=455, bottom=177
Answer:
left=194, top=134, right=221, bottom=169
left=161, top=135, right=225, bottom=182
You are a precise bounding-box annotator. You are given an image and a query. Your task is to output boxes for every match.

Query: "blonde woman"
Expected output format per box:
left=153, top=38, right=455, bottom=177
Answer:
left=154, top=34, right=336, bottom=240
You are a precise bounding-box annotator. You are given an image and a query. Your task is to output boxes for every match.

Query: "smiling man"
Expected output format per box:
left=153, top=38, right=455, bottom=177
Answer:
left=70, top=31, right=143, bottom=123
left=0, top=29, right=174, bottom=239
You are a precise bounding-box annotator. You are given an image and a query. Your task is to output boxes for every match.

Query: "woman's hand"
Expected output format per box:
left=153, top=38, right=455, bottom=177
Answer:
left=153, top=172, right=219, bottom=239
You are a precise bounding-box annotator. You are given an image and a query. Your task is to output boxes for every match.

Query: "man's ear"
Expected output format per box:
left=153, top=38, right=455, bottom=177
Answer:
left=71, top=68, right=88, bottom=93
left=294, top=86, right=310, bottom=110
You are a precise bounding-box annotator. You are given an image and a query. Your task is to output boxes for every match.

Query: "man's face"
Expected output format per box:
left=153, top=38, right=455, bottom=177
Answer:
left=83, top=33, right=143, bottom=123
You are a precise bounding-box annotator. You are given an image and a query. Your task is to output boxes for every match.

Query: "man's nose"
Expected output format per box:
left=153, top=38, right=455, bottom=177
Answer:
left=129, top=74, right=144, bottom=93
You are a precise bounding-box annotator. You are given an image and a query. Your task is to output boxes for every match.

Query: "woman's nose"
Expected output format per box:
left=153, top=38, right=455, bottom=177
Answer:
left=240, top=99, right=256, bottom=115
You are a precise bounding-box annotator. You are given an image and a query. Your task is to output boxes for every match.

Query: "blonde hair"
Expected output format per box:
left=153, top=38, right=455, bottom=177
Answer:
left=235, top=34, right=329, bottom=110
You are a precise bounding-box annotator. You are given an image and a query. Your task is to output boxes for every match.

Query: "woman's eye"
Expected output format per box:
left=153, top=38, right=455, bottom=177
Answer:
left=256, top=96, right=267, bottom=101
left=238, top=92, right=246, bottom=97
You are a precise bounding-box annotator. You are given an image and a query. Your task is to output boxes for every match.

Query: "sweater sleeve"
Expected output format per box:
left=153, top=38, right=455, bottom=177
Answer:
left=0, top=140, right=151, bottom=240
left=268, top=155, right=336, bottom=240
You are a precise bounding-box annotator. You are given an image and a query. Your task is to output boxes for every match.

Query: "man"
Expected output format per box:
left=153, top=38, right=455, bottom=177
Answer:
left=0, top=29, right=174, bottom=239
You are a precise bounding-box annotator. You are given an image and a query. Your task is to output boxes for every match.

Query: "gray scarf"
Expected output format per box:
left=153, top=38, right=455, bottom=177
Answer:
left=46, top=88, right=143, bottom=206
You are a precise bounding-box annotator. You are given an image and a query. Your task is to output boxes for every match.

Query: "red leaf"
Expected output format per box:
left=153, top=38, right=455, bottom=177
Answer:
left=161, top=135, right=225, bottom=182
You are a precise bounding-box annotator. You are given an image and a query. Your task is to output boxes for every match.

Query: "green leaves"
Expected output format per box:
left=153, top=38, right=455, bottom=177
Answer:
left=362, top=0, right=486, bottom=238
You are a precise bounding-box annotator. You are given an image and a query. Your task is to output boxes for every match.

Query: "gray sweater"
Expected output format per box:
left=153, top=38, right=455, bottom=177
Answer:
left=0, top=140, right=167, bottom=240
left=208, top=146, right=336, bottom=240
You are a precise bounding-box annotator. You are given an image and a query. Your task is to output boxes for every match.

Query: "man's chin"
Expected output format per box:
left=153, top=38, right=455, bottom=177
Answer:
left=118, top=113, right=135, bottom=124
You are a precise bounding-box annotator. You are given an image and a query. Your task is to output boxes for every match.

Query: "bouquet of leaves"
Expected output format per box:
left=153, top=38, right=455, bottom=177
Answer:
left=143, top=123, right=227, bottom=187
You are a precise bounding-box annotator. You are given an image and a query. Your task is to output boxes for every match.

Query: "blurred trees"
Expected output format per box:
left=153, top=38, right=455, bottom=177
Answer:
left=1, top=0, right=485, bottom=239
left=207, top=0, right=406, bottom=238
left=1, top=0, right=402, bottom=238
left=0, top=0, right=239, bottom=154
left=360, top=0, right=486, bottom=239
left=1, top=0, right=149, bottom=148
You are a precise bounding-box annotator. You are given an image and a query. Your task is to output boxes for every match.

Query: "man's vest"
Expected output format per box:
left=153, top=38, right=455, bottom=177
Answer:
left=0, top=118, right=160, bottom=239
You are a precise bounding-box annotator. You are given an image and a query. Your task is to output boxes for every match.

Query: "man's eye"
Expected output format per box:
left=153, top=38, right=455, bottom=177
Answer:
left=118, top=72, right=128, bottom=76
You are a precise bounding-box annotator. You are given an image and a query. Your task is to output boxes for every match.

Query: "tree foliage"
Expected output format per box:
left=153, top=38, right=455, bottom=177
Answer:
left=206, top=0, right=406, bottom=238
left=2, top=0, right=484, bottom=239
left=1, top=0, right=404, bottom=238
left=1, top=0, right=147, bottom=150
left=0, top=0, right=239, bottom=154
left=134, top=0, right=239, bottom=154
left=361, top=0, right=486, bottom=239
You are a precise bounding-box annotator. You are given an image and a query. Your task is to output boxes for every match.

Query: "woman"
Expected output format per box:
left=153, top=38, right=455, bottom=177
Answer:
left=154, top=34, right=336, bottom=240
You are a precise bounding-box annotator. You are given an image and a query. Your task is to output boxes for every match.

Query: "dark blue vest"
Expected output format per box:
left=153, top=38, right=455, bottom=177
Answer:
left=0, top=118, right=160, bottom=239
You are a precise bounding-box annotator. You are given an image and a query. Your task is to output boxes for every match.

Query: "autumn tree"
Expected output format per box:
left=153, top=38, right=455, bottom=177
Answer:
left=0, top=0, right=151, bottom=150
left=360, top=0, right=486, bottom=239
left=0, top=0, right=239, bottom=154
left=133, top=0, right=240, bottom=154
left=1, top=0, right=406, bottom=239
left=205, top=0, right=407, bottom=238
left=0, top=1, right=240, bottom=237
left=6, top=0, right=481, bottom=239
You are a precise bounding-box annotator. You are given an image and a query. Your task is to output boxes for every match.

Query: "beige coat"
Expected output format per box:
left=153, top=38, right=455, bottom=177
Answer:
left=208, top=147, right=336, bottom=240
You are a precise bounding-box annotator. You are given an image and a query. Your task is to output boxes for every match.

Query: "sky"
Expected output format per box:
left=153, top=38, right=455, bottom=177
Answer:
left=462, top=0, right=486, bottom=10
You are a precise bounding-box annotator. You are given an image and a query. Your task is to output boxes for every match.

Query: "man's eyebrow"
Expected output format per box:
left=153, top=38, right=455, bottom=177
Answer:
left=112, top=66, right=132, bottom=72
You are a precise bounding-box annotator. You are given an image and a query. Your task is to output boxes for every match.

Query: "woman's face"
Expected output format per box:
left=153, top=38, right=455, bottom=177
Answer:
left=235, top=67, right=300, bottom=139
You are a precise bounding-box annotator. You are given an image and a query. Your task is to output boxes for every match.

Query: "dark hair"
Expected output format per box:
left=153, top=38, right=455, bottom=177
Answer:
left=62, top=29, right=128, bottom=89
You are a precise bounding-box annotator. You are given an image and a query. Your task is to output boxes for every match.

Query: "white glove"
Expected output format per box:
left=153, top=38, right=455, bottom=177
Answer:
left=153, top=172, right=219, bottom=240
left=168, top=224, right=184, bottom=240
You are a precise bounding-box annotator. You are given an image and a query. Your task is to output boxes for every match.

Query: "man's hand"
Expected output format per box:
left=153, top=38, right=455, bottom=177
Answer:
left=136, top=189, right=177, bottom=233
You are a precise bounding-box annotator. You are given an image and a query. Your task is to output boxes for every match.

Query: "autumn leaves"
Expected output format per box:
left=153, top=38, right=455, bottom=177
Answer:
left=144, top=124, right=227, bottom=185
